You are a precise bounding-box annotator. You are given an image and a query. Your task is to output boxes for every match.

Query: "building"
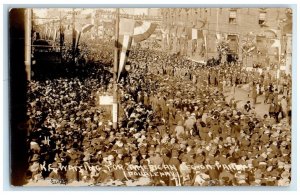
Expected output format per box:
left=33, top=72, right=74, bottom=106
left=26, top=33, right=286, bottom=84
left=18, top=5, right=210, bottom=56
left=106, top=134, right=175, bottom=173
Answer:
left=160, top=8, right=292, bottom=73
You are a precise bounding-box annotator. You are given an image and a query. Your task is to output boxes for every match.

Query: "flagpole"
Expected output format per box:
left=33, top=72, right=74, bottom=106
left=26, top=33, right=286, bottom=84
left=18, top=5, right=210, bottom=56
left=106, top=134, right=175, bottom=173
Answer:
left=72, top=8, right=76, bottom=64
left=25, top=8, right=32, bottom=81
left=113, top=8, right=120, bottom=130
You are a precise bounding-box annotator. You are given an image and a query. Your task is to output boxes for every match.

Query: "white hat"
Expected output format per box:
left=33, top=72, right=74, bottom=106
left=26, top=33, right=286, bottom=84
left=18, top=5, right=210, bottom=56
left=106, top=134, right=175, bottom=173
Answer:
left=108, top=155, right=114, bottom=161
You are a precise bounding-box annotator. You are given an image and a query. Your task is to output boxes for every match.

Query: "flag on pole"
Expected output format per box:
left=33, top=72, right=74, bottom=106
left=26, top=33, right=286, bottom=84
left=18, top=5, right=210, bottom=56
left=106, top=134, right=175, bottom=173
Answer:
left=53, top=29, right=57, bottom=41
left=192, top=28, right=203, bottom=40
left=133, top=21, right=158, bottom=42
left=47, top=29, right=52, bottom=40
left=216, top=33, right=221, bottom=42
left=119, top=18, right=135, bottom=35
left=203, top=29, right=208, bottom=52
left=116, top=19, right=157, bottom=81
left=187, top=40, right=193, bottom=56
left=75, top=29, right=80, bottom=49
left=118, top=35, right=132, bottom=81
left=271, top=39, right=281, bottom=49
left=271, top=39, right=281, bottom=61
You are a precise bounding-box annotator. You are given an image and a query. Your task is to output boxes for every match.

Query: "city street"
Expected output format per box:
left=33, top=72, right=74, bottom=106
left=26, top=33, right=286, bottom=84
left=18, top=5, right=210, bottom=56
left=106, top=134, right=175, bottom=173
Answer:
left=9, top=7, right=292, bottom=187
left=224, top=85, right=270, bottom=118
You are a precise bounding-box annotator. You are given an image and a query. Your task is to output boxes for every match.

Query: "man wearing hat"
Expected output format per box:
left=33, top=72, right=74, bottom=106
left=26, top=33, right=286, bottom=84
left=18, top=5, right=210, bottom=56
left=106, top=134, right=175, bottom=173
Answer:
left=174, top=121, right=185, bottom=140
left=179, top=155, right=192, bottom=185
left=48, top=162, right=61, bottom=180
left=149, top=147, right=164, bottom=166
left=244, top=101, right=251, bottom=113
left=168, top=150, right=180, bottom=170
left=184, top=114, right=196, bottom=131
left=28, top=160, right=41, bottom=182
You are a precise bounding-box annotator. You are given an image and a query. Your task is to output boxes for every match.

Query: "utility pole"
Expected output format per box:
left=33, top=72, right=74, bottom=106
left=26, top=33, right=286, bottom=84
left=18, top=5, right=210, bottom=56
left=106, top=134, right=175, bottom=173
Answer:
left=59, top=11, right=63, bottom=63
left=25, top=8, right=32, bottom=81
left=72, top=8, right=76, bottom=63
left=113, top=8, right=120, bottom=130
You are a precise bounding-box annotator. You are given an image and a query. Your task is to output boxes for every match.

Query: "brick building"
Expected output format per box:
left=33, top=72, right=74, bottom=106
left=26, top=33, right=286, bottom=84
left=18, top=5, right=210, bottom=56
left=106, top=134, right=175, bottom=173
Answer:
left=160, top=8, right=292, bottom=72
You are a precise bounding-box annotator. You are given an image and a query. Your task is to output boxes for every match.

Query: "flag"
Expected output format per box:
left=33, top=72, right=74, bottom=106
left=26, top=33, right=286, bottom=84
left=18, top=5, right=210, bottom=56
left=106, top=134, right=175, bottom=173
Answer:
left=216, top=33, right=221, bottom=43
left=52, top=29, right=57, bottom=41
left=192, top=29, right=203, bottom=40
left=187, top=40, right=193, bottom=56
left=181, top=27, right=187, bottom=38
left=203, top=29, right=208, bottom=52
left=75, top=29, right=80, bottom=49
left=117, top=19, right=157, bottom=81
left=186, top=27, right=192, bottom=40
left=265, top=29, right=279, bottom=38
left=119, top=18, right=135, bottom=35
left=247, top=46, right=256, bottom=53
left=133, top=22, right=158, bottom=42
left=118, top=35, right=132, bottom=81
left=176, top=26, right=184, bottom=38
left=271, top=39, right=281, bottom=61
left=47, top=29, right=52, bottom=40
left=170, top=26, right=177, bottom=37
left=271, top=39, right=281, bottom=48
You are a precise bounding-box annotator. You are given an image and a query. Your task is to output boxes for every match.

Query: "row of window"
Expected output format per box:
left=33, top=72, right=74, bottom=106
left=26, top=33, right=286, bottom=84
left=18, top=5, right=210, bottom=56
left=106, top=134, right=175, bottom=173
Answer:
left=229, top=10, right=266, bottom=25
left=163, top=10, right=267, bottom=26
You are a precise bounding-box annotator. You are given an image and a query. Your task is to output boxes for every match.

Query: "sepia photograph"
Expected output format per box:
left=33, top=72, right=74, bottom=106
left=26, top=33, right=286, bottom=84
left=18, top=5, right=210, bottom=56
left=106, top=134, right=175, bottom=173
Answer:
left=8, top=7, right=292, bottom=187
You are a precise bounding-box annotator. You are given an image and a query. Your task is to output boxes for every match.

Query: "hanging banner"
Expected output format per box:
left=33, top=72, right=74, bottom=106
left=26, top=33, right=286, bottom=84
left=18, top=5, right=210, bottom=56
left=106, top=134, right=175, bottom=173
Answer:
left=192, top=28, right=203, bottom=39
left=52, top=29, right=57, bottom=41
left=203, top=29, right=208, bottom=51
left=186, top=27, right=192, bottom=40
left=118, top=35, right=132, bottom=81
left=133, top=22, right=158, bottom=43
left=119, top=18, right=135, bottom=35
left=271, top=39, right=281, bottom=57
left=187, top=40, right=193, bottom=56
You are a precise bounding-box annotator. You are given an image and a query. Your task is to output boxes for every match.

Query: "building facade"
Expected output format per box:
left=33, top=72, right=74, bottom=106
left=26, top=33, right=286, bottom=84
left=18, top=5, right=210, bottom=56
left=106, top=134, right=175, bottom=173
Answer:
left=160, top=8, right=292, bottom=73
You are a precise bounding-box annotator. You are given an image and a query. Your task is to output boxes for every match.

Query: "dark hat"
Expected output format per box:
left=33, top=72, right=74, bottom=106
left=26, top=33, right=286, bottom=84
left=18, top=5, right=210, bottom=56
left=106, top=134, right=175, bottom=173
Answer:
left=51, top=162, right=59, bottom=168
left=219, top=171, right=234, bottom=181
left=194, top=155, right=205, bottom=164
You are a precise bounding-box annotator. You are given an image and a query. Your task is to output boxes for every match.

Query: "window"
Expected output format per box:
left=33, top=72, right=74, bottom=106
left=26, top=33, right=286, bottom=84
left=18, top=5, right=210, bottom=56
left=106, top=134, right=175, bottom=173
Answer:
left=259, top=12, right=266, bottom=25
left=229, top=10, right=237, bottom=24
left=227, top=34, right=238, bottom=53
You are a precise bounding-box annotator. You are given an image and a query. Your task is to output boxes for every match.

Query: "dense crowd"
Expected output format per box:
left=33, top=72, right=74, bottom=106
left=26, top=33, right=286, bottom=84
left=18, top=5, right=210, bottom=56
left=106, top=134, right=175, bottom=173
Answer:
left=26, top=39, right=291, bottom=186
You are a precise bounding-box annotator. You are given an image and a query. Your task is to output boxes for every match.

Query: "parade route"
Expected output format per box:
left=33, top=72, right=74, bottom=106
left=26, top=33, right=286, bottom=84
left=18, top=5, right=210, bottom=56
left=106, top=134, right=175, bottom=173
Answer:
left=224, top=85, right=270, bottom=118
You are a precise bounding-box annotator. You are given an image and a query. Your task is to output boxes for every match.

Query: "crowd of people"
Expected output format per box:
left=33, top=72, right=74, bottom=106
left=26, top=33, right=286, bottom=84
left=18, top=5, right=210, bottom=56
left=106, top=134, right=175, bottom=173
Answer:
left=26, top=38, right=291, bottom=186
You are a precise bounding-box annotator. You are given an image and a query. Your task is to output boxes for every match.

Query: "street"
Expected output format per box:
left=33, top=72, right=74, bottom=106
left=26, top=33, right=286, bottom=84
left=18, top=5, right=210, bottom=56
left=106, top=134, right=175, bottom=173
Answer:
left=224, top=85, right=270, bottom=118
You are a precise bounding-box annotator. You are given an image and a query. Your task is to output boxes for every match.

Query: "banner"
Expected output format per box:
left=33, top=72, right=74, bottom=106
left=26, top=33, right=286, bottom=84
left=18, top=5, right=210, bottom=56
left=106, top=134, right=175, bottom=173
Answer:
left=192, top=29, right=202, bottom=40
left=271, top=39, right=281, bottom=60
left=133, top=22, right=158, bottom=42
left=118, top=35, right=132, bottom=81
left=119, top=18, right=135, bottom=35
left=187, top=40, right=193, bottom=56
left=186, top=27, right=192, bottom=40
left=216, top=33, right=222, bottom=43
left=203, top=29, right=208, bottom=52
left=52, top=29, right=57, bottom=41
